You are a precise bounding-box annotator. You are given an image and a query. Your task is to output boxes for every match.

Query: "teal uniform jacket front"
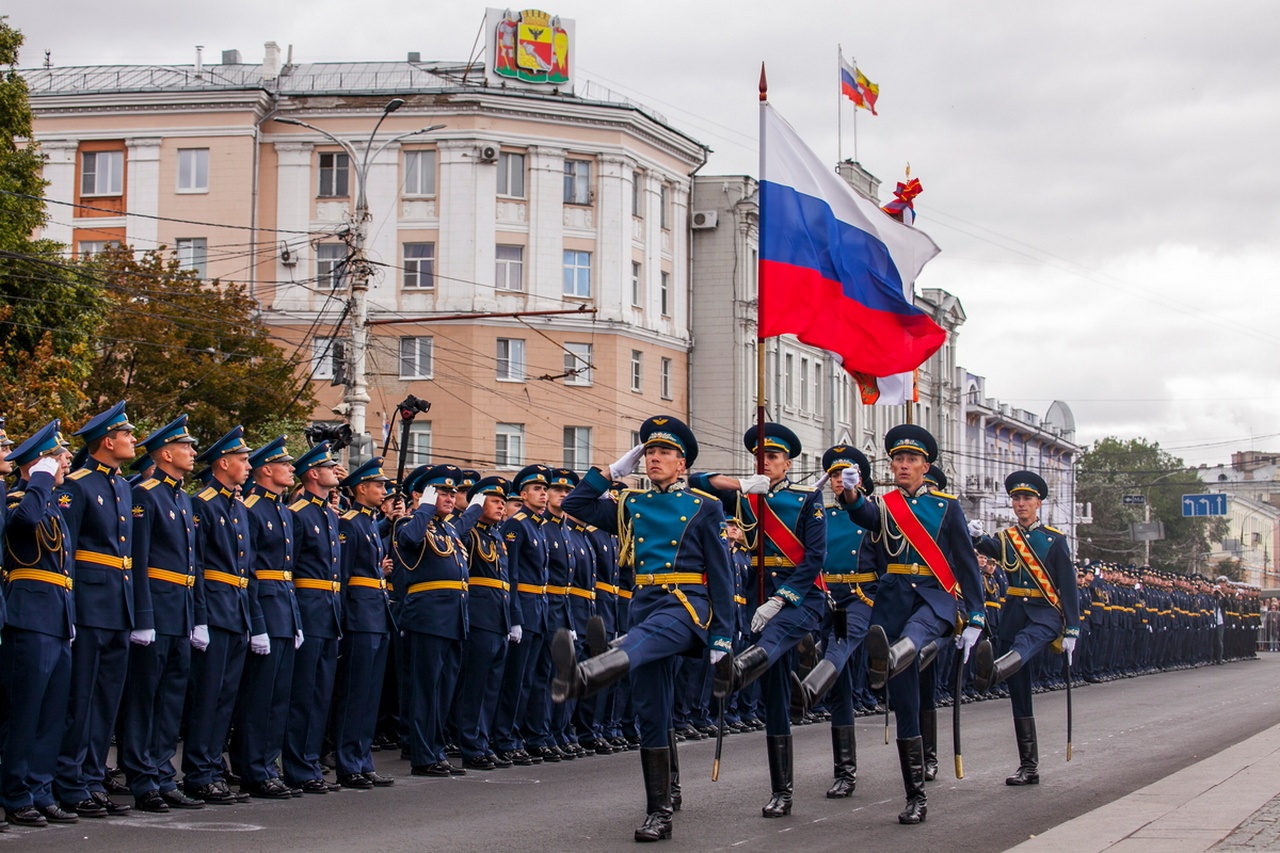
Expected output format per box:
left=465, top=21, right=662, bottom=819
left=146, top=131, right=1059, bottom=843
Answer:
left=822, top=502, right=882, bottom=608
left=989, top=523, right=1079, bottom=641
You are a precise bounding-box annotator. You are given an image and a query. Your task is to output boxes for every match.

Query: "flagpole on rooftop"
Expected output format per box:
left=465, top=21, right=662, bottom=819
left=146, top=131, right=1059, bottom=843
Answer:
left=851, top=57, right=859, bottom=162
left=756, top=63, right=769, bottom=600
left=836, top=45, right=843, bottom=164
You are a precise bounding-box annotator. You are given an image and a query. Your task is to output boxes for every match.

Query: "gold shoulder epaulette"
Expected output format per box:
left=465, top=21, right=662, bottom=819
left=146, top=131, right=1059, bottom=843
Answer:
left=341, top=509, right=358, bottom=521
left=68, top=468, right=92, bottom=481
left=689, top=488, right=721, bottom=503
left=7, top=490, right=25, bottom=503
left=513, top=510, right=528, bottom=521
left=288, top=498, right=310, bottom=512
left=242, top=493, right=262, bottom=508
left=1045, top=525, right=1065, bottom=535
left=197, top=486, right=218, bottom=501
left=140, top=477, right=161, bottom=491
left=790, top=484, right=815, bottom=493
left=929, top=489, right=958, bottom=500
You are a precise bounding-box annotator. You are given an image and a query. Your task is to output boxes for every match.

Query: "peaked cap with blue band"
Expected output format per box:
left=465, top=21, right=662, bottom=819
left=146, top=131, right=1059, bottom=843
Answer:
left=639, top=415, right=699, bottom=467
left=513, top=463, right=552, bottom=492
left=248, top=436, right=294, bottom=469
left=195, top=425, right=251, bottom=464
left=6, top=419, right=69, bottom=466
left=1005, top=470, right=1048, bottom=500
left=293, top=440, right=338, bottom=478
left=138, top=414, right=198, bottom=455
left=744, top=422, right=801, bottom=459
left=468, top=475, right=512, bottom=502
left=75, top=400, right=135, bottom=443
left=884, top=424, right=937, bottom=462
left=341, top=456, right=391, bottom=488
left=924, top=464, right=948, bottom=491
left=822, top=444, right=874, bottom=495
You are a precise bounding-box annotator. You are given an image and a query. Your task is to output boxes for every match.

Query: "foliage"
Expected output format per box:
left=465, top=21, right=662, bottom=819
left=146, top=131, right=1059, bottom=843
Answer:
left=1077, top=436, right=1227, bottom=573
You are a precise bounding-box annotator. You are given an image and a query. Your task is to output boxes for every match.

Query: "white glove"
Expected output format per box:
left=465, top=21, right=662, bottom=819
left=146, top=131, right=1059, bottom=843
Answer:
left=569, top=629, right=578, bottom=643
left=967, top=519, right=985, bottom=538
left=295, top=629, right=305, bottom=650
left=608, top=443, right=646, bottom=480
left=751, top=597, right=785, bottom=633
left=1062, top=636, right=1077, bottom=664
left=70, top=625, right=76, bottom=645
left=30, top=456, right=60, bottom=477
left=740, top=473, right=771, bottom=495
left=840, top=466, right=862, bottom=492
left=417, top=485, right=438, bottom=508
left=956, top=625, right=983, bottom=662
left=508, top=624, right=523, bottom=644
left=709, top=649, right=727, bottom=665
left=250, top=633, right=271, bottom=655
left=129, top=628, right=156, bottom=646
left=469, top=492, right=486, bottom=509
left=190, top=624, right=210, bottom=651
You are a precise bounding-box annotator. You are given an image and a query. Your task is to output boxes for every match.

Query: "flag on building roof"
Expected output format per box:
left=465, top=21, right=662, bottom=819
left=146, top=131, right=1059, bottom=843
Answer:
left=881, top=177, right=923, bottom=225
left=838, top=51, right=879, bottom=115
left=758, top=103, right=944, bottom=378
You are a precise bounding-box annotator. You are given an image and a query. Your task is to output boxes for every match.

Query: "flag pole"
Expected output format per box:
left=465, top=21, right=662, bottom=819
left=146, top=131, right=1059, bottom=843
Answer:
left=756, top=63, right=768, bottom=604
left=836, top=45, right=843, bottom=165
left=851, top=56, right=859, bottom=162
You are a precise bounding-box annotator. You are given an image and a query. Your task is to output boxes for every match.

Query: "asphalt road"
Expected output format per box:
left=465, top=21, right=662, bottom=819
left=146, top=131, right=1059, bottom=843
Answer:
left=5, top=655, right=1277, bottom=853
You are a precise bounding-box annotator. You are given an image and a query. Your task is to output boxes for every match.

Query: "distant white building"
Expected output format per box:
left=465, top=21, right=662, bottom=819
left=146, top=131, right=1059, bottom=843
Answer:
left=1196, top=452, right=1280, bottom=587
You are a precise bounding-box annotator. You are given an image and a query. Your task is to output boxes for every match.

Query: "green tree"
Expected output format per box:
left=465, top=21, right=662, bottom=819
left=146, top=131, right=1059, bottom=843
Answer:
left=1077, top=437, right=1227, bottom=573
left=0, top=18, right=102, bottom=437
left=81, top=244, right=316, bottom=448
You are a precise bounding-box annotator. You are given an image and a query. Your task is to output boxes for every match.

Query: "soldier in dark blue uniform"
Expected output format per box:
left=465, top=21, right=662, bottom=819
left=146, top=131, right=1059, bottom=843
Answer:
left=973, top=471, right=1079, bottom=786
left=491, top=464, right=552, bottom=767
left=842, top=424, right=985, bottom=825
left=791, top=445, right=881, bottom=799
left=555, top=416, right=733, bottom=842
left=283, top=442, right=343, bottom=794
left=453, top=476, right=514, bottom=771
left=694, top=422, right=827, bottom=819
left=543, top=468, right=587, bottom=759
left=0, top=417, right=13, bottom=635
left=182, top=426, right=256, bottom=804
left=1, top=421, right=78, bottom=827
left=394, top=464, right=470, bottom=776
left=118, top=415, right=205, bottom=813
left=55, top=401, right=138, bottom=818
left=233, top=436, right=302, bottom=800
left=584, top=493, right=624, bottom=751
left=333, top=457, right=396, bottom=788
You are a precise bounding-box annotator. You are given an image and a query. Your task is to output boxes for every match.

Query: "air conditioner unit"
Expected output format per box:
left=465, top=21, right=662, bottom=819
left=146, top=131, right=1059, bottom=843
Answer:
left=280, top=241, right=297, bottom=267
left=478, top=144, right=499, bottom=163
left=690, top=210, right=718, bottom=229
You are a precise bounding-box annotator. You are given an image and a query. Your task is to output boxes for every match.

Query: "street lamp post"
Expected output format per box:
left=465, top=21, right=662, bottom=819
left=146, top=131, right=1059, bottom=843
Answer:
left=276, top=102, right=444, bottom=460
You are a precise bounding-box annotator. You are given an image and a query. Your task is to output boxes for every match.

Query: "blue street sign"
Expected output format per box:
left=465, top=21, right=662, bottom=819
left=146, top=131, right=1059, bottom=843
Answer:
left=1181, top=493, right=1227, bottom=517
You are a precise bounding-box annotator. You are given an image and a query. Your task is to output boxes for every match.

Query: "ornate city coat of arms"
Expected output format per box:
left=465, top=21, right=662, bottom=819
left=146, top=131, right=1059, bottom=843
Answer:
left=494, top=9, right=569, bottom=84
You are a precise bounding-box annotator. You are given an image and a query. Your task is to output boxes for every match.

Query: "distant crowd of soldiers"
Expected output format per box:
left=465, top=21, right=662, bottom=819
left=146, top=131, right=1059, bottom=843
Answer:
left=0, top=404, right=1264, bottom=840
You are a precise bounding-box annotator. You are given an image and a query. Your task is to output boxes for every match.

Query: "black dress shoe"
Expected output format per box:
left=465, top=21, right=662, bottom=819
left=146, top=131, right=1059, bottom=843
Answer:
left=556, top=744, right=577, bottom=761
left=91, top=790, right=132, bottom=815
left=462, top=756, right=496, bottom=771
left=64, top=798, right=108, bottom=818
left=410, top=765, right=441, bottom=777
left=160, top=788, right=205, bottom=809
left=185, top=782, right=236, bottom=805
left=488, top=752, right=513, bottom=768
left=135, top=790, right=170, bottom=813
left=364, top=771, right=395, bottom=787
left=339, top=774, right=373, bottom=790
left=104, top=775, right=131, bottom=796
left=7, top=805, right=48, bottom=826
left=290, top=787, right=303, bottom=798
left=497, top=750, right=530, bottom=767
left=40, top=803, right=80, bottom=824
left=532, top=746, right=561, bottom=763
left=242, top=779, right=293, bottom=800
left=298, top=779, right=330, bottom=794
left=447, top=762, right=467, bottom=776
left=325, top=780, right=341, bottom=792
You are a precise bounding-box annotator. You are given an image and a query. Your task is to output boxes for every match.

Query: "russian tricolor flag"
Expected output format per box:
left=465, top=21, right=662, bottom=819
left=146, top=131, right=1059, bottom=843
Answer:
left=759, top=104, right=944, bottom=379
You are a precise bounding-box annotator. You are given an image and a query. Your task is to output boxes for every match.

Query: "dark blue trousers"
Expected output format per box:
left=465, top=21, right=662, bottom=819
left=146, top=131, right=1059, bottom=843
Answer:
left=55, top=625, right=128, bottom=802
left=617, top=610, right=703, bottom=749
left=523, top=631, right=554, bottom=749
left=405, top=631, right=462, bottom=767
left=879, top=607, right=952, bottom=739
left=232, top=637, right=296, bottom=783
left=182, top=627, right=247, bottom=787
left=997, top=597, right=1060, bottom=718
left=455, top=627, right=508, bottom=760
left=283, top=635, right=338, bottom=784
left=1, top=628, right=72, bottom=810
left=120, top=633, right=190, bottom=794
left=822, top=600, right=873, bottom=727
left=491, top=628, right=540, bottom=752
left=334, top=630, right=391, bottom=776
left=755, top=601, right=822, bottom=736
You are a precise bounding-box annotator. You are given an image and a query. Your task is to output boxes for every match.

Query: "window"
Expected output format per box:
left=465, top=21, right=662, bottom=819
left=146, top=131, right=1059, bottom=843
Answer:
left=497, top=152, right=525, bottom=198
left=407, top=422, right=432, bottom=467
left=495, top=245, right=524, bottom=292
left=563, top=250, right=591, bottom=298
left=660, top=271, right=671, bottom=316
left=398, top=336, right=434, bottom=379
left=800, top=357, right=810, bottom=411
left=660, top=357, right=673, bottom=400
left=563, top=159, right=591, bottom=204
left=403, top=150, right=436, bottom=196
left=495, top=423, right=525, bottom=468
left=784, top=353, right=795, bottom=407
left=630, top=430, right=642, bottom=449
left=403, top=243, right=435, bottom=289
left=318, top=152, right=350, bottom=197
left=317, top=244, right=347, bottom=289
left=563, top=427, right=592, bottom=471
left=81, top=150, right=123, bottom=196
left=660, top=183, right=671, bottom=229
left=77, top=240, right=115, bottom=258
left=630, top=261, right=642, bottom=307
left=631, top=170, right=643, bottom=216
left=497, top=338, right=525, bottom=381
left=813, top=362, right=823, bottom=417
left=630, top=350, right=643, bottom=392
left=175, top=238, right=208, bottom=278
left=177, top=148, right=209, bottom=192
left=564, top=343, right=593, bottom=386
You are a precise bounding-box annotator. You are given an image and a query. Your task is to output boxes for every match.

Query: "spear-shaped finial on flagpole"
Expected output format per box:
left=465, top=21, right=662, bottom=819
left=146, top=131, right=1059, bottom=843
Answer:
left=759, top=62, right=768, bottom=102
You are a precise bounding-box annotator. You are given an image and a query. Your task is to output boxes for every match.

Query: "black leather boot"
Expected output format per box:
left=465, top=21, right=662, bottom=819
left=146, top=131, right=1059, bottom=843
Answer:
left=1005, top=716, right=1039, bottom=786
left=920, top=709, right=938, bottom=781
left=918, top=640, right=939, bottom=672
left=866, top=626, right=916, bottom=690
left=826, top=725, right=857, bottom=798
left=635, top=748, right=673, bottom=842
left=667, top=730, right=682, bottom=812
left=974, top=643, right=1023, bottom=693
left=790, top=658, right=838, bottom=716
left=761, top=735, right=793, bottom=817
left=713, top=645, right=770, bottom=699
left=551, top=630, right=630, bottom=702
left=896, top=737, right=927, bottom=824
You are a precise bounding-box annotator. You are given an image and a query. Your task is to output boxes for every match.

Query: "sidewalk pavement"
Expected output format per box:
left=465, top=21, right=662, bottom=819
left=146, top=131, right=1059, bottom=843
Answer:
left=1006, top=720, right=1280, bottom=852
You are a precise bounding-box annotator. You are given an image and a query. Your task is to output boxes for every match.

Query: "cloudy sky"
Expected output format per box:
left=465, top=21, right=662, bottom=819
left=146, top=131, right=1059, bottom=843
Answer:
left=10, top=1, right=1280, bottom=466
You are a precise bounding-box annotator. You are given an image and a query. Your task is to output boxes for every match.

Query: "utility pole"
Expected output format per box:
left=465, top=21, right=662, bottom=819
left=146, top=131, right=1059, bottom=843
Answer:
left=276, top=101, right=444, bottom=463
